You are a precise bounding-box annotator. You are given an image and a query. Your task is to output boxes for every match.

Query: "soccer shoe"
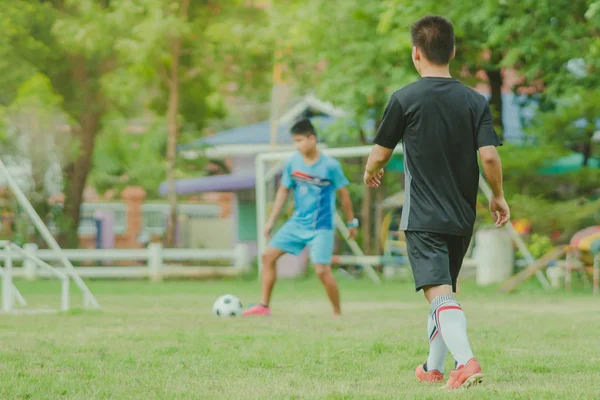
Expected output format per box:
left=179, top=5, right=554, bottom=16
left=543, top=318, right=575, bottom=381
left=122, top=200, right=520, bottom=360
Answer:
left=415, top=364, right=444, bottom=383
left=441, top=358, right=483, bottom=390
left=242, top=304, right=271, bottom=316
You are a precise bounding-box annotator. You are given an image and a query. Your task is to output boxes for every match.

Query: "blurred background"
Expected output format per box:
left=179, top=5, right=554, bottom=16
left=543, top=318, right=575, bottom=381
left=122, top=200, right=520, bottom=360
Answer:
left=0, top=0, right=598, bottom=288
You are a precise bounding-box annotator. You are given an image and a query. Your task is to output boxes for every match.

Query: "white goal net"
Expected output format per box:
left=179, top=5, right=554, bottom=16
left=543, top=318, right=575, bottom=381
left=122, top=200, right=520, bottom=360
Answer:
left=0, top=158, right=100, bottom=314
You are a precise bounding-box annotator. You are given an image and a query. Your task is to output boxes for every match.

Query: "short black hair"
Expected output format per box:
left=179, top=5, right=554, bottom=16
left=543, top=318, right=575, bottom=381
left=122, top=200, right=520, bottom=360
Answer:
left=410, top=15, right=455, bottom=65
left=290, top=117, right=316, bottom=137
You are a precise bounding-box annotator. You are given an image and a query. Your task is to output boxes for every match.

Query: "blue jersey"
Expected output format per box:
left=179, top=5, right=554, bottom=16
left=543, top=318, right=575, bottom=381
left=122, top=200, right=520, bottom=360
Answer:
left=281, top=152, right=349, bottom=230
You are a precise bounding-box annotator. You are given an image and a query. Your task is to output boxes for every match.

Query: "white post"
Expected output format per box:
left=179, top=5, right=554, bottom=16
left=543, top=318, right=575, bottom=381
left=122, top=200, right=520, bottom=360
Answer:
left=255, top=156, right=267, bottom=275
left=478, top=175, right=550, bottom=290
left=0, top=159, right=100, bottom=308
left=23, top=243, right=39, bottom=281
left=148, top=243, right=163, bottom=282
left=12, top=285, right=27, bottom=307
left=334, top=212, right=381, bottom=284
left=61, top=278, right=70, bottom=312
left=2, top=246, right=13, bottom=313
left=234, top=243, right=249, bottom=272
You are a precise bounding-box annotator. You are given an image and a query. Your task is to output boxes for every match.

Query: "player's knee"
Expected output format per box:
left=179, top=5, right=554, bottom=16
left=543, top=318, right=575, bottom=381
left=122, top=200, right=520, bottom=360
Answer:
left=314, top=264, right=332, bottom=279
left=423, top=284, right=453, bottom=303
left=262, top=250, right=280, bottom=266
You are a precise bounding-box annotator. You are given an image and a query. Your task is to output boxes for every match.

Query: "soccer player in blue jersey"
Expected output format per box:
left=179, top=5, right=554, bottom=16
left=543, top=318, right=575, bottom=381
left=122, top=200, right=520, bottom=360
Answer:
left=244, top=118, right=358, bottom=317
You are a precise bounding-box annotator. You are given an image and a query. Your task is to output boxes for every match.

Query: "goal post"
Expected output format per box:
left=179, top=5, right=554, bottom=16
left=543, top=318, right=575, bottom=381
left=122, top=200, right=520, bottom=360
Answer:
left=255, top=146, right=550, bottom=288
left=0, top=158, right=100, bottom=310
left=255, top=145, right=403, bottom=283
left=1, top=240, right=70, bottom=313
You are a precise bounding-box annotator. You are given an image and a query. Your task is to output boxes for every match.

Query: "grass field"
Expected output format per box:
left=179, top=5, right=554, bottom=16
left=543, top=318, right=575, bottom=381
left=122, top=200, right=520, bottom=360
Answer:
left=1, top=276, right=599, bottom=399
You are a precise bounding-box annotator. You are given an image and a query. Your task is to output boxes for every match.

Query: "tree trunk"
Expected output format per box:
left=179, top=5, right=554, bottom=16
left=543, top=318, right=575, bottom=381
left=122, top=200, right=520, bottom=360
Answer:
left=581, top=128, right=594, bottom=167
left=485, top=68, right=504, bottom=140
left=57, top=54, right=104, bottom=248
left=165, top=0, right=189, bottom=248
left=165, top=80, right=179, bottom=247
left=59, top=110, right=101, bottom=247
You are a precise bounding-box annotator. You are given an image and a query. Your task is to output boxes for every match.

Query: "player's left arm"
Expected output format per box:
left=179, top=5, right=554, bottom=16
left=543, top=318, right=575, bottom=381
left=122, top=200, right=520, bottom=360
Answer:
left=365, top=95, right=405, bottom=187
left=337, top=187, right=355, bottom=225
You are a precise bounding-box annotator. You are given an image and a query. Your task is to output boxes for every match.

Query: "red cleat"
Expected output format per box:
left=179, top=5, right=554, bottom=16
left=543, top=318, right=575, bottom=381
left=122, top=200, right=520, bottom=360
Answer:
left=242, top=304, right=271, bottom=316
left=442, top=358, right=483, bottom=390
left=415, top=364, right=444, bottom=383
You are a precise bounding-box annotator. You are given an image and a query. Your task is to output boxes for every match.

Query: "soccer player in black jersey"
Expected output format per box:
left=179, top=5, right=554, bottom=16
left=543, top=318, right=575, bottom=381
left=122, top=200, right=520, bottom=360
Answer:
left=364, top=15, right=510, bottom=390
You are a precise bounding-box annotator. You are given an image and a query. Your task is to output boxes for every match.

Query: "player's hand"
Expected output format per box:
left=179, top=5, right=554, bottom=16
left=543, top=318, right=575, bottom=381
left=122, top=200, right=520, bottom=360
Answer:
left=489, top=196, right=510, bottom=228
left=364, top=168, right=384, bottom=187
left=264, top=221, right=274, bottom=239
left=348, top=227, right=358, bottom=240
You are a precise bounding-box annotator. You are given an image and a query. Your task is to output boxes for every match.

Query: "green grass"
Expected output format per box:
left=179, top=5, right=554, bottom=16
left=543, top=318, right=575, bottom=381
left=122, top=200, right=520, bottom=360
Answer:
left=1, top=277, right=599, bottom=399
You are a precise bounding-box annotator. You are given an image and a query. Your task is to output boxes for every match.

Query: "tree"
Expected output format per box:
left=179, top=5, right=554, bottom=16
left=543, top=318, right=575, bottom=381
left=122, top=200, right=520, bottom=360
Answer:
left=379, top=0, right=513, bottom=137
left=0, top=0, right=125, bottom=246
left=112, top=0, right=273, bottom=246
left=262, top=1, right=416, bottom=253
left=494, top=0, right=600, bottom=165
left=0, top=74, right=70, bottom=238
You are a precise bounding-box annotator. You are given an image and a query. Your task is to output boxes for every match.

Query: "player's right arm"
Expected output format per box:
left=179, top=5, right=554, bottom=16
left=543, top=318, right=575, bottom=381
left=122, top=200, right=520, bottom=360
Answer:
left=365, top=95, right=405, bottom=187
left=264, top=185, right=289, bottom=238
left=477, top=103, right=510, bottom=228
left=264, top=159, right=294, bottom=238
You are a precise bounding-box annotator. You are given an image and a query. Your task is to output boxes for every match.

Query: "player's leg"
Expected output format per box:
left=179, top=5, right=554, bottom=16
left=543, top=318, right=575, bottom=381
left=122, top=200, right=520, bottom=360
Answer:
left=259, top=246, right=286, bottom=307
left=244, top=222, right=304, bottom=316
left=406, top=231, right=449, bottom=383
left=431, top=234, right=482, bottom=389
left=310, top=230, right=341, bottom=316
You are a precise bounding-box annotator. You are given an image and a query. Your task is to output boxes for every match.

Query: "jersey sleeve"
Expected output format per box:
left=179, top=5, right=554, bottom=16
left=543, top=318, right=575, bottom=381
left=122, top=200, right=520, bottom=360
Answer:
left=280, top=158, right=295, bottom=189
left=331, top=160, right=350, bottom=190
left=373, top=95, right=406, bottom=149
left=476, top=103, right=503, bottom=148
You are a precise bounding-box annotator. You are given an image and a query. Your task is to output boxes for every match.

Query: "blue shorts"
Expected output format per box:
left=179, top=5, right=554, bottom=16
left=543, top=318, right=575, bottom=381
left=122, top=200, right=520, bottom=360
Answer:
left=269, top=221, right=335, bottom=265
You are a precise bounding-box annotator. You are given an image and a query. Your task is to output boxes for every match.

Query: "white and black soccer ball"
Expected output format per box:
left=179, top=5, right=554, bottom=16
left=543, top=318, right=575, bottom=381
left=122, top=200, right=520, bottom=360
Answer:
left=212, top=294, right=243, bottom=317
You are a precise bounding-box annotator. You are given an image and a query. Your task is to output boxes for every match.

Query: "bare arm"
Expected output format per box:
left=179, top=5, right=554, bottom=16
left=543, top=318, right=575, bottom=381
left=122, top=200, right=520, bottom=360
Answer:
left=365, top=95, right=405, bottom=186
left=337, top=186, right=358, bottom=239
left=264, top=186, right=289, bottom=236
left=479, top=145, right=504, bottom=198
left=366, top=144, right=394, bottom=173
left=480, top=145, right=510, bottom=227
left=364, top=145, right=394, bottom=187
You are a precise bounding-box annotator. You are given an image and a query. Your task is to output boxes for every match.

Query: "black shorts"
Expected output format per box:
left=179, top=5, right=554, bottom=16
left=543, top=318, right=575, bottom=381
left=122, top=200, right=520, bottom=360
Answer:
left=405, top=231, right=471, bottom=292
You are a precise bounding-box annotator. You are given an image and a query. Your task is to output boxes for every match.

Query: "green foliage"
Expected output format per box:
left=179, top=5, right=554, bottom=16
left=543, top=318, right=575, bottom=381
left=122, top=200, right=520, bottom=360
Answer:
left=516, top=233, right=554, bottom=259
left=492, top=0, right=600, bottom=163
left=91, top=112, right=210, bottom=198
left=273, top=0, right=419, bottom=140
left=510, top=195, right=600, bottom=241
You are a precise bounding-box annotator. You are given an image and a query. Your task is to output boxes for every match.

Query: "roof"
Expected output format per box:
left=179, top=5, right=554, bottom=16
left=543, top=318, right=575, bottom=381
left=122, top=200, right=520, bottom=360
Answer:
left=182, top=95, right=347, bottom=150
left=184, top=93, right=538, bottom=153
left=198, top=115, right=338, bottom=147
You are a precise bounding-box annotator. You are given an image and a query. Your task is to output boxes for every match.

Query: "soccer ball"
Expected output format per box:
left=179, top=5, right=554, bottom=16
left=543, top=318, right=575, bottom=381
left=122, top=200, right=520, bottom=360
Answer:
left=212, top=294, right=243, bottom=317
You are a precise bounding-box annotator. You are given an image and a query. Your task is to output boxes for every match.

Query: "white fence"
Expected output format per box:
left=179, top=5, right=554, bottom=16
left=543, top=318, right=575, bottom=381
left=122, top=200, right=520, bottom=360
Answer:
left=78, top=202, right=222, bottom=235
left=1, top=241, right=70, bottom=314
left=0, top=243, right=250, bottom=281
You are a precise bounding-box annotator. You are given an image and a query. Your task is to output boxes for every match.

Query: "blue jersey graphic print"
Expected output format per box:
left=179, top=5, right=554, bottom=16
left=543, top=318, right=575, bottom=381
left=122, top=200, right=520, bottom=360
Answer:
left=281, top=153, right=349, bottom=230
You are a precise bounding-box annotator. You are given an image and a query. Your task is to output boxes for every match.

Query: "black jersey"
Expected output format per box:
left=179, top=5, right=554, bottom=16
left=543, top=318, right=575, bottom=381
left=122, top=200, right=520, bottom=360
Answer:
left=374, top=77, right=502, bottom=236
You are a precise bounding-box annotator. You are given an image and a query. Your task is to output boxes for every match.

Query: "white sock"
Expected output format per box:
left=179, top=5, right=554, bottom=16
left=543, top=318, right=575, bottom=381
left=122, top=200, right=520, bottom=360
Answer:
left=431, top=294, right=474, bottom=367
left=425, top=313, right=448, bottom=373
